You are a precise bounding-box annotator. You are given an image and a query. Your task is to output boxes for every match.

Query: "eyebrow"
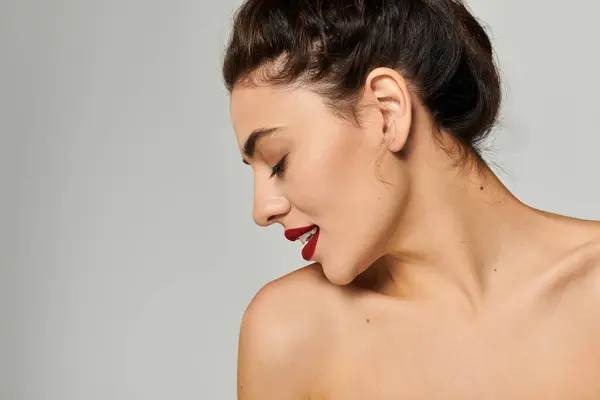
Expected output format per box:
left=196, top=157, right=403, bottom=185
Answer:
left=242, top=126, right=283, bottom=163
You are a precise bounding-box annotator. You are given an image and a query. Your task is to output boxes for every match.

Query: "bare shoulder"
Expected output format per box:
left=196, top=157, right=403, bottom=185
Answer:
left=580, top=224, right=600, bottom=292
left=567, top=222, right=600, bottom=277
left=538, top=221, right=600, bottom=298
left=237, top=263, right=342, bottom=400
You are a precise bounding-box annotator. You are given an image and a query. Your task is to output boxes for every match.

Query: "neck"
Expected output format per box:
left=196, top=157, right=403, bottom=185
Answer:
left=360, top=130, right=572, bottom=311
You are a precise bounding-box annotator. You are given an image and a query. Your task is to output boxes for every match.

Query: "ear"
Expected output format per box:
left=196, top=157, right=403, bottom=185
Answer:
left=366, top=67, right=412, bottom=153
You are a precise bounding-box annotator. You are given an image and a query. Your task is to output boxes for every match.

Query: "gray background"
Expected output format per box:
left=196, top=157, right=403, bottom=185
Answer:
left=1, top=0, right=598, bottom=399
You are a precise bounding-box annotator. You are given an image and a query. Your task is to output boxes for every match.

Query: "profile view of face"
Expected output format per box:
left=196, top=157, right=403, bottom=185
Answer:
left=230, top=80, right=411, bottom=285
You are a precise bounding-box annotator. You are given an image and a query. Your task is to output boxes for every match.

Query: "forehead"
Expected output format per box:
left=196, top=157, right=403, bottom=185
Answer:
left=229, top=83, right=326, bottom=143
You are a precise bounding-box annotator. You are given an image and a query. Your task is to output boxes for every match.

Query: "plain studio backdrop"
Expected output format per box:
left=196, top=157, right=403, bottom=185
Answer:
left=1, top=0, right=598, bottom=399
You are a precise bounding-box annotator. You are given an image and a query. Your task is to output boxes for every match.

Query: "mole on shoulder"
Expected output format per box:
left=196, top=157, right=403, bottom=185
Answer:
left=366, top=318, right=370, bottom=323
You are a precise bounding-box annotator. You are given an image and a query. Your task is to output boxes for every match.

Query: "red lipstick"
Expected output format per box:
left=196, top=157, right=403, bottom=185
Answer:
left=284, top=225, right=320, bottom=261
left=284, top=225, right=317, bottom=242
left=301, top=228, right=319, bottom=261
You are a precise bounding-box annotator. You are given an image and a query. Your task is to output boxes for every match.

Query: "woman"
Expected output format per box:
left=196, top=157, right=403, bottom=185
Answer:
left=221, top=0, right=600, bottom=398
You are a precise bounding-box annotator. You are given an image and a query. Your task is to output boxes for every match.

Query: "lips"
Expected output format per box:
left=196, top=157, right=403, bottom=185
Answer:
left=284, top=224, right=320, bottom=261
left=284, top=225, right=317, bottom=242
left=301, top=228, right=319, bottom=261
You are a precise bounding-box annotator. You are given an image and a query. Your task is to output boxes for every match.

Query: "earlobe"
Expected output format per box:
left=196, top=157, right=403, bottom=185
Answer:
left=385, top=116, right=410, bottom=154
left=367, top=68, right=412, bottom=153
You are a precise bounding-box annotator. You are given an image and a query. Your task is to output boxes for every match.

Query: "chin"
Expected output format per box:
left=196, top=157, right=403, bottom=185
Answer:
left=325, top=271, right=355, bottom=286
left=319, top=259, right=362, bottom=286
left=317, top=238, right=381, bottom=286
left=326, top=247, right=389, bottom=287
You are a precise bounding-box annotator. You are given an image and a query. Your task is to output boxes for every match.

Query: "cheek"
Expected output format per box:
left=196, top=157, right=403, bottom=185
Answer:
left=295, top=150, right=369, bottom=214
left=310, top=135, right=373, bottom=190
left=297, top=166, right=383, bottom=237
left=287, top=125, right=385, bottom=219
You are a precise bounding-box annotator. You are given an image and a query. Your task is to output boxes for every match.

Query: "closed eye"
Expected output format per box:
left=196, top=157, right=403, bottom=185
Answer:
left=270, top=155, right=288, bottom=178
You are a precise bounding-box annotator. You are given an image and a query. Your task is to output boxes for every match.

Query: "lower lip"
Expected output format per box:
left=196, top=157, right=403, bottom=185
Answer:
left=301, top=228, right=320, bottom=261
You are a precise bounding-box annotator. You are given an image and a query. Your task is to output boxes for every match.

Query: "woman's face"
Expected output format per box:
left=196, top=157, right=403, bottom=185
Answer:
left=230, top=82, right=409, bottom=285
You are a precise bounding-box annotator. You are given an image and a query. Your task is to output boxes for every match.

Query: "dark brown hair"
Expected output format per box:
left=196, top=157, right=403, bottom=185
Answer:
left=221, top=0, right=502, bottom=162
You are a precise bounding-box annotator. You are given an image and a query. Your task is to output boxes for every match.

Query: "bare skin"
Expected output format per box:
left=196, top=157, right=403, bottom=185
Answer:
left=230, top=66, right=600, bottom=399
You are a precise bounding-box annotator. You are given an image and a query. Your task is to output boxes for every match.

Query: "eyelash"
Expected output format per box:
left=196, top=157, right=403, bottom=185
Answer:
left=270, top=155, right=288, bottom=178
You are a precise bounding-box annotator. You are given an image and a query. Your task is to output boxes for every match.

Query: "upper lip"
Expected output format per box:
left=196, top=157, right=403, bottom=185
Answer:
left=284, top=225, right=317, bottom=241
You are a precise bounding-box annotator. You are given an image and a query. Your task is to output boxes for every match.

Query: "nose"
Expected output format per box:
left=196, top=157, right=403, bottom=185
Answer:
left=252, top=179, right=290, bottom=227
